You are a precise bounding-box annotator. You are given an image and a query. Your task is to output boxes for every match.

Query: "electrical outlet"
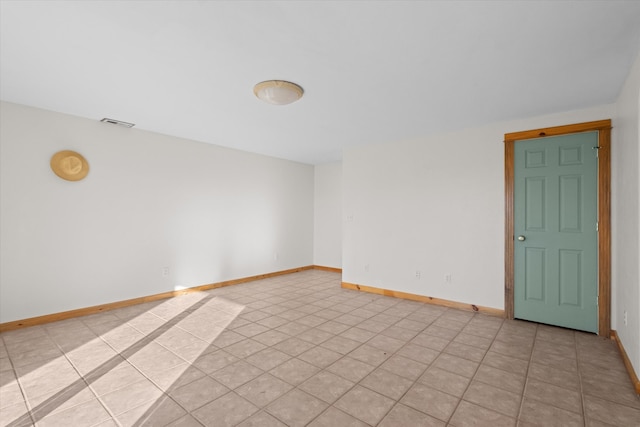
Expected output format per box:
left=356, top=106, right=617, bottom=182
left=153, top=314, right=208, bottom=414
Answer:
left=624, top=310, right=628, bottom=326
left=415, top=270, right=421, bottom=279
left=364, top=264, right=370, bottom=272
left=445, top=274, right=452, bottom=283
left=162, top=267, right=169, bottom=278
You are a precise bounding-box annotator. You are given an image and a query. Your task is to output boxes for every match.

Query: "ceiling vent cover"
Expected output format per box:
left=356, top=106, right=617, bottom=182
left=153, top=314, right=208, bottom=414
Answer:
left=100, top=118, right=135, bottom=128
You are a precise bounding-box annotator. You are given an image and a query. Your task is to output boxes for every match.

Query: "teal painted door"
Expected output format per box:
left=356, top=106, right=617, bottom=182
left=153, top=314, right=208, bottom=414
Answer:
left=514, top=132, right=598, bottom=333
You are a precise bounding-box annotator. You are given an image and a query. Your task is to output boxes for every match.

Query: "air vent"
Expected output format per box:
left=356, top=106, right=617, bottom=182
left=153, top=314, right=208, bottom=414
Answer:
left=100, top=118, right=135, bottom=128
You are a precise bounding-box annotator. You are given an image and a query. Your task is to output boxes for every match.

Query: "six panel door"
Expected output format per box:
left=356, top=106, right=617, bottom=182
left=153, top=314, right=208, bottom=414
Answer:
left=514, top=132, right=598, bottom=333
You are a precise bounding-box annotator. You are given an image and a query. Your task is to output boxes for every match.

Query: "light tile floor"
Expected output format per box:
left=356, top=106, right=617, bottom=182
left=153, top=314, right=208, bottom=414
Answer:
left=1, top=270, right=639, bottom=426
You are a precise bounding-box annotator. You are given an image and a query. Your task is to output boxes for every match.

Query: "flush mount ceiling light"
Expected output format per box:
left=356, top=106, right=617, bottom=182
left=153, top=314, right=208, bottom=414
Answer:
left=100, top=118, right=135, bottom=128
left=254, top=80, right=304, bottom=105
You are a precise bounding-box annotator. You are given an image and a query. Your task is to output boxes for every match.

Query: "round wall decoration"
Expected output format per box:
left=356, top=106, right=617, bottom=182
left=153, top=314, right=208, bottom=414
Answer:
left=50, top=150, right=89, bottom=181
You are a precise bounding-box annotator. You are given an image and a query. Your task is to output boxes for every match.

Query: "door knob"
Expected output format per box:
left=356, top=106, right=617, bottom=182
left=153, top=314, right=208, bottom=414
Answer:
left=517, top=235, right=526, bottom=241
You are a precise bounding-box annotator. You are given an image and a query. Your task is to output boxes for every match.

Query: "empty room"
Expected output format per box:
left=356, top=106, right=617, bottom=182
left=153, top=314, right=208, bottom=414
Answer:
left=1, top=1, right=639, bottom=426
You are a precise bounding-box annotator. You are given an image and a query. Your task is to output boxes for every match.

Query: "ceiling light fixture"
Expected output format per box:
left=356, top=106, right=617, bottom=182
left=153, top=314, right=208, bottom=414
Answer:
left=100, top=118, right=135, bottom=128
left=254, top=80, right=304, bottom=105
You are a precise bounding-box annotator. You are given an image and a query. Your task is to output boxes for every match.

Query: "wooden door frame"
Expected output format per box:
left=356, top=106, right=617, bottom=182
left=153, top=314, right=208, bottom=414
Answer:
left=504, top=119, right=612, bottom=337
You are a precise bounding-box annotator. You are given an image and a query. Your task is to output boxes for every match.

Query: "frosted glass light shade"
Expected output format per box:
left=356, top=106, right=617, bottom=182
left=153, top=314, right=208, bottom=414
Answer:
left=254, top=80, right=303, bottom=105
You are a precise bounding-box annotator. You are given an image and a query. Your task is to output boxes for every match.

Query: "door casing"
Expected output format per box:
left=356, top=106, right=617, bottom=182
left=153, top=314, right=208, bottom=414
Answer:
left=504, top=120, right=611, bottom=337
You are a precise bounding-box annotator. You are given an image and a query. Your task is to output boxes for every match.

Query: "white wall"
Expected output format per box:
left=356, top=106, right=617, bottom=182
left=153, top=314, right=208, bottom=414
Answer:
left=0, top=102, right=314, bottom=323
left=612, top=53, right=640, bottom=374
left=313, top=162, right=342, bottom=269
left=343, top=104, right=615, bottom=311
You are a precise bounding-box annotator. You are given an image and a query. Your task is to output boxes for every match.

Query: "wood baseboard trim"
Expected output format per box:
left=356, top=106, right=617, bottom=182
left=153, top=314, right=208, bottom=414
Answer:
left=312, top=265, right=342, bottom=273
left=0, top=266, right=314, bottom=333
left=611, top=330, right=640, bottom=394
left=341, top=282, right=505, bottom=317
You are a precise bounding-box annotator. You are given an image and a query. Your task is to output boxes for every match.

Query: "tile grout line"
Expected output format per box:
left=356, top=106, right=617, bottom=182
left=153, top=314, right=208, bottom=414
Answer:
left=10, top=294, right=219, bottom=426
left=362, top=307, right=451, bottom=426
left=575, top=330, right=589, bottom=425
left=32, top=323, right=113, bottom=427
left=276, top=296, right=433, bottom=426
left=99, top=317, right=196, bottom=427
left=4, top=272, right=639, bottom=426
left=515, top=322, right=539, bottom=424
left=442, top=313, right=506, bottom=427
left=1, top=333, right=37, bottom=427
left=91, top=314, right=165, bottom=427
left=292, top=304, right=416, bottom=426
left=257, top=310, right=364, bottom=426
left=222, top=288, right=375, bottom=426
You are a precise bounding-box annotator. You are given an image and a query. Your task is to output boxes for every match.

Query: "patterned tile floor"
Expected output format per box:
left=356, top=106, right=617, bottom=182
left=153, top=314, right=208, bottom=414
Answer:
left=1, top=270, right=639, bottom=426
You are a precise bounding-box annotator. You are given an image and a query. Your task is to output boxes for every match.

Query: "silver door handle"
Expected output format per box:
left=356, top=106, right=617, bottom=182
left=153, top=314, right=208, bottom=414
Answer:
left=517, top=235, right=526, bottom=241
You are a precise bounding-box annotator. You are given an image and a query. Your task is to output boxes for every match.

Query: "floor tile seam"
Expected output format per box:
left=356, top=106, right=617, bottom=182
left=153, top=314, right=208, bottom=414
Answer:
left=394, top=339, right=441, bottom=365
left=0, top=386, right=28, bottom=413
left=574, top=330, right=593, bottom=426
left=347, top=384, right=398, bottom=426
left=527, top=342, right=579, bottom=378
left=519, top=325, right=588, bottom=421
left=456, top=387, right=521, bottom=421
left=578, top=371, right=637, bottom=387
left=88, top=373, right=151, bottom=401
left=450, top=336, right=493, bottom=352
left=579, top=389, right=640, bottom=410
left=17, top=364, right=82, bottom=398
left=2, top=410, right=35, bottom=427
left=3, top=352, right=36, bottom=427
left=40, top=317, right=94, bottom=348
left=94, top=385, right=175, bottom=422
left=209, top=363, right=267, bottom=387
left=294, top=360, right=357, bottom=387
left=305, top=405, right=372, bottom=427
left=378, top=323, right=427, bottom=339
left=414, top=316, right=486, bottom=425
left=511, top=323, right=536, bottom=423
left=295, top=378, right=360, bottom=417
left=530, top=346, right=579, bottom=362
left=521, top=392, right=586, bottom=417
left=351, top=364, right=423, bottom=423
left=262, top=388, right=327, bottom=427
left=88, top=414, right=119, bottom=427
left=243, top=353, right=292, bottom=373
left=168, top=385, right=234, bottom=416
left=33, top=401, right=115, bottom=427
left=469, top=373, right=525, bottom=398
left=441, top=343, right=489, bottom=364
left=77, top=394, right=121, bottom=427
left=27, top=379, right=109, bottom=426
left=525, top=368, right=583, bottom=394
left=124, top=313, right=169, bottom=337
left=396, top=385, right=457, bottom=425
left=331, top=382, right=395, bottom=426
left=20, top=327, right=106, bottom=425
left=578, top=357, right=630, bottom=371
left=3, top=335, right=62, bottom=359
left=68, top=297, right=228, bottom=417
left=578, top=357, right=629, bottom=376
left=10, top=274, right=632, bottom=424
left=492, top=335, right=536, bottom=349
left=1, top=347, right=25, bottom=393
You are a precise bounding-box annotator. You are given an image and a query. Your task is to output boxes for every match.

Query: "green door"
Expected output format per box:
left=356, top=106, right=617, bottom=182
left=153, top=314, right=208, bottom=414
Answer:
left=514, top=132, right=598, bottom=333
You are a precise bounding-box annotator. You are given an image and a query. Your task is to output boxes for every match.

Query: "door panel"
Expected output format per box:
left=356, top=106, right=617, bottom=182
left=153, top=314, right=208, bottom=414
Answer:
left=524, top=247, right=545, bottom=301
left=559, top=249, right=582, bottom=306
left=559, top=175, right=582, bottom=232
left=525, top=177, right=546, bottom=231
left=514, top=132, right=598, bottom=333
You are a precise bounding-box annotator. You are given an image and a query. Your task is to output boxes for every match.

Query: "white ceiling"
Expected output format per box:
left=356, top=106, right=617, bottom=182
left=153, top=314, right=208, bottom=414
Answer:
left=2, top=1, right=639, bottom=165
